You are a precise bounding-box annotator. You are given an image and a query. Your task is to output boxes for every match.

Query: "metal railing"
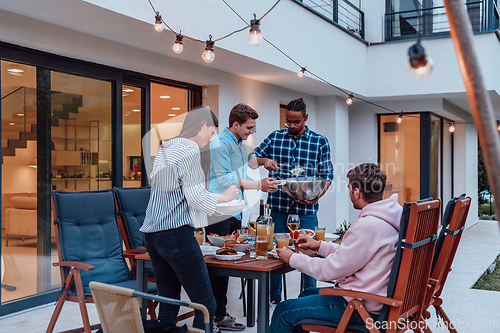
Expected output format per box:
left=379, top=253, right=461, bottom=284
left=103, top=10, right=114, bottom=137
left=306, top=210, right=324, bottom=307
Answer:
left=294, top=0, right=365, bottom=39
left=385, top=0, right=499, bottom=41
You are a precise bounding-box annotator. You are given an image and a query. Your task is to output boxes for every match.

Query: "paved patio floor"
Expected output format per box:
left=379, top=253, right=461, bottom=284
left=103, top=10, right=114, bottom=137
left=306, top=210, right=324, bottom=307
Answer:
left=1, top=221, right=499, bottom=332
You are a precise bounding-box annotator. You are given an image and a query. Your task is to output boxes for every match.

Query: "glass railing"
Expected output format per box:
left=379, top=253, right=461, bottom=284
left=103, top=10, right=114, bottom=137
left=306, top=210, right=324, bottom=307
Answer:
left=293, top=0, right=365, bottom=39
left=385, top=0, right=499, bottom=41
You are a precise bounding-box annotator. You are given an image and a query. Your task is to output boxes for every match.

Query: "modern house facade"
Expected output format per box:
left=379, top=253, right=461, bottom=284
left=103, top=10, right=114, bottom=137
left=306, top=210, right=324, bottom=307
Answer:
left=0, top=0, right=499, bottom=316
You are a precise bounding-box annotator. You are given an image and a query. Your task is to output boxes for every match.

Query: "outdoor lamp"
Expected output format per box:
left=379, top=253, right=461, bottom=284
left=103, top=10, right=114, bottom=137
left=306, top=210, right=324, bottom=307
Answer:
left=155, top=12, right=164, bottom=32
left=397, top=112, right=403, bottom=124
left=247, top=15, right=263, bottom=47
left=346, top=94, right=354, bottom=106
left=172, top=34, right=183, bottom=54
left=497, top=120, right=500, bottom=133
left=448, top=121, right=456, bottom=133
left=297, top=67, right=306, bottom=78
left=407, top=41, right=433, bottom=79
left=202, top=37, right=215, bottom=63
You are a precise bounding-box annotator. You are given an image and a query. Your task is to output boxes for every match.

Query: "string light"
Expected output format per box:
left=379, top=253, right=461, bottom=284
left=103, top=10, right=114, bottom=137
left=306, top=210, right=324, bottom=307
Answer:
left=202, top=36, right=215, bottom=63
left=154, top=12, right=163, bottom=32
left=448, top=121, right=456, bottom=133
left=346, top=94, right=354, bottom=106
left=247, top=14, right=263, bottom=47
left=172, top=34, right=183, bottom=54
left=497, top=120, right=500, bottom=133
left=407, top=41, right=433, bottom=79
left=297, top=67, right=306, bottom=78
left=397, top=112, right=403, bottom=124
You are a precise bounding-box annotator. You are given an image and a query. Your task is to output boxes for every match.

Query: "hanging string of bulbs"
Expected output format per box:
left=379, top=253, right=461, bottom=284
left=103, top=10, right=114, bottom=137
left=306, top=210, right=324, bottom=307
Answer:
left=144, top=0, right=493, bottom=135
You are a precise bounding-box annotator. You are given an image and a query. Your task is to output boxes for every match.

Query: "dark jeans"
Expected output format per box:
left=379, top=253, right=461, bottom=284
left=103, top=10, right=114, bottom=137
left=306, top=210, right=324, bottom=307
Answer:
left=270, top=287, right=366, bottom=333
left=270, top=211, right=317, bottom=303
left=205, top=216, right=242, bottom=318
left=145, top=225, right=216, bottom=332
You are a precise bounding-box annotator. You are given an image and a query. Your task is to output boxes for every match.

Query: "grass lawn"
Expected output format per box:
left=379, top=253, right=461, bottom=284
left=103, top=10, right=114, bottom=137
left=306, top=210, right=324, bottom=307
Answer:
left=479, top=204, right=495, bottom=216
left=473, top=253, right=500, bottom=291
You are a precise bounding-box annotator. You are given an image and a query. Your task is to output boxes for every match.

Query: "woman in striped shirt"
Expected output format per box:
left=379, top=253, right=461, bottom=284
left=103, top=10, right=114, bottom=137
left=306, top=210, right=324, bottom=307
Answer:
left=141, top=106, right=238, bottom=332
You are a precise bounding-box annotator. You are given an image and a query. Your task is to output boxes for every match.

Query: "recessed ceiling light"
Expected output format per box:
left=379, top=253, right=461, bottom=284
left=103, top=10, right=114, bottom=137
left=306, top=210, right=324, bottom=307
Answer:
left=132, top=109, right=141, bottom=112
left=169, top=114, right=176, bottom=117
left=9, top=122, right=15, bottom=125
left=122, top=88, right=134, bottom=93
left=7, top=68, right=24, bottom=73
left=17, top=113, right=24, bottom=117
left=124, top=114, right=130, bottom=116
left=172, top=107, right=180, bottom=110
left=160, top=95, right=171, bottom=99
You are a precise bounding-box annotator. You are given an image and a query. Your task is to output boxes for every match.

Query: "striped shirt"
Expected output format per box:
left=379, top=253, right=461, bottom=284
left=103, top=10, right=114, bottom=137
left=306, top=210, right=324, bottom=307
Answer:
left=140, top=138, right=218, bottom=233
left=253, top=127, right=334, bottom=215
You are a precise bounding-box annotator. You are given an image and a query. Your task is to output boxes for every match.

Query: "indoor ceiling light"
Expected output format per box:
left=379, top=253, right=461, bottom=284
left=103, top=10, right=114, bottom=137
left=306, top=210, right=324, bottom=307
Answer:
left=169, top=114, right=176, bottom=117
left=17, top=113, right=24, bottom=117
left=172, top=107, right=180, bottom=110
left=9, top=122, right=15, bottom=126
left=122, top=88, right=134, bottom=93
left=132, top=109, right=141, bottom=112
left=160, top=95, right=171, bottom=99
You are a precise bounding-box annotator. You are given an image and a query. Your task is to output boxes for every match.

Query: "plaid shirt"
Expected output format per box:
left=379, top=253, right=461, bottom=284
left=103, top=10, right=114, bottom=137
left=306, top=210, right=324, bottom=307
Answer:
left=254, top=127, right=334, bottom=215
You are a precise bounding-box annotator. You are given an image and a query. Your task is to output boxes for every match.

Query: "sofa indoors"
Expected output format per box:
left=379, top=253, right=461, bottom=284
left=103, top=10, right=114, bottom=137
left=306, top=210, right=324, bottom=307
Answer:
left=3, top=193, right=37, bottom=246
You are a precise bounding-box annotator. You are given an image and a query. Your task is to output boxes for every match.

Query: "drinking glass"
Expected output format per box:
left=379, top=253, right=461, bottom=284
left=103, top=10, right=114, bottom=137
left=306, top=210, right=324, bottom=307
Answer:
left=276, top=233, right=289, bottom=249
left=248, top=239, right=256, bottom=258
left=194, top=228, right=205, bottom=245
left=256, top=236, right=268, bottom=260
left=315, top=226, right=326, bottom=241
left=224, top=236, right=236, bottom=249
left=287, top=214, right=300, bottom=232
left=248, top=213, right=258, bottom=237
left=266, top=221, right=275, bottom=250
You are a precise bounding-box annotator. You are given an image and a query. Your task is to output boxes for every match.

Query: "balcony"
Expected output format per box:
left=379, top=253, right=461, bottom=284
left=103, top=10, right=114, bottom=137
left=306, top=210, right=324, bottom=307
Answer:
left=293, top=0, right=365, bottom=39
left=385, top=0, right=499, bottom=41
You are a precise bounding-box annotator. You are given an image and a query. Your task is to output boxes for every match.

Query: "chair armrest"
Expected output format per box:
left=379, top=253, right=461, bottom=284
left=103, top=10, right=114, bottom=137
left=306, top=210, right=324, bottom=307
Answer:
left=125, top=248, right=148, bottom=254
left=319, top=288, right=402, bottom=307
left=53, top=261, right=94, bottom=271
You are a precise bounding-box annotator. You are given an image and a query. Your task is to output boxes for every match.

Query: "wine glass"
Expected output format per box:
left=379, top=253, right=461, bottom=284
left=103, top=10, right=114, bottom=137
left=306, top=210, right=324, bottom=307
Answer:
left=287, top=214, right=300, bottom=232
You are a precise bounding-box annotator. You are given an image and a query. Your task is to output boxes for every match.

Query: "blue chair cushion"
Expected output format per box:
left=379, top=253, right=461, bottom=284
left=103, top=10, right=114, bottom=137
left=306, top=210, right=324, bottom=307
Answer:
left=113, top=187, right=151, bottom=249
left=52, top=190, right=132, bottom=289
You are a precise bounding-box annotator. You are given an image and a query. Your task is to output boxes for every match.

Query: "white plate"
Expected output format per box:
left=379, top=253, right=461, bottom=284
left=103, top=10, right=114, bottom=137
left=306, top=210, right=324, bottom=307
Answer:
left=235, top=243, right=249, bottom=252
left=215, top=199, right=246, bottom=215
left=215, top=252, right=245, bottom=261
left=269, top=251, right=279, bottom=259
left=207, top=235, right=225, bottom=247
left=324, top=232, right=340, bottom=241
left=200, top=245, right=219, bottom=256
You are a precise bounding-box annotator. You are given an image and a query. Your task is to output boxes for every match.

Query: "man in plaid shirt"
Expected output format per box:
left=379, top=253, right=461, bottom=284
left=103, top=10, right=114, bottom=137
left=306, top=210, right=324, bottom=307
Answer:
left=253, top=97, right=334, bottom=308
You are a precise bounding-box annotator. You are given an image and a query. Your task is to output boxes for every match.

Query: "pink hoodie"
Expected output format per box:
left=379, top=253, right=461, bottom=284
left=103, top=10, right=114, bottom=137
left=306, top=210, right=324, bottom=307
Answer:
left=289, top=194, right=403, bottom=314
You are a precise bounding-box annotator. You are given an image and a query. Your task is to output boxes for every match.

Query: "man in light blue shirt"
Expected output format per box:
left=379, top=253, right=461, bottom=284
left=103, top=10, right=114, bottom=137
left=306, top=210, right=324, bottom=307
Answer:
left=206, top=103, right=278, bottom=331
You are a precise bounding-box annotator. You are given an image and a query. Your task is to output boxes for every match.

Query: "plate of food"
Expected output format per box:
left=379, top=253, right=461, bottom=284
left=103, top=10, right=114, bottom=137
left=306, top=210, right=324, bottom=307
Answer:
left=207, top=234, right=225, bottom=247
left=324, top=232, right=340, bottom=241
left=214, top=247, right=245, bottom=260
left=235, top=241, right=249, bottom=252
left=290, top=229, right=315, bottom=239
left=269, top=248, right=279, bottom=259
left=215, top=199, right=246, bottom=215
left=199, top=244, right=219, bottom=256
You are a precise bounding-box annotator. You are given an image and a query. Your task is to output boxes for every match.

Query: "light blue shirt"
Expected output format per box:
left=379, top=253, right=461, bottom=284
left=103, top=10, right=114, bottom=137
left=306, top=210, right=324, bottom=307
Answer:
left=209, top=128, right=251, bottom=220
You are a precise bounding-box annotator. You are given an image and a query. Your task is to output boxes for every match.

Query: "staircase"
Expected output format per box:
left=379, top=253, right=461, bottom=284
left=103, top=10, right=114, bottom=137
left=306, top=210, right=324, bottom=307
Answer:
left=1, top=87, right=83, bottom=163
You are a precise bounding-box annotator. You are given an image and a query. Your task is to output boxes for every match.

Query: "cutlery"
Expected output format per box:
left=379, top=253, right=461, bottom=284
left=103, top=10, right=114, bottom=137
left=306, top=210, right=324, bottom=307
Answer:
left=235, top=258, right=258, bottom=264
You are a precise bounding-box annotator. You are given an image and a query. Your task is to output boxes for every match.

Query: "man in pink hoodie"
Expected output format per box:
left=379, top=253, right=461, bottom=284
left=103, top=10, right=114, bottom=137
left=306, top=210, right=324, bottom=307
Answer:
left=271, top=163, right=403, bottom=333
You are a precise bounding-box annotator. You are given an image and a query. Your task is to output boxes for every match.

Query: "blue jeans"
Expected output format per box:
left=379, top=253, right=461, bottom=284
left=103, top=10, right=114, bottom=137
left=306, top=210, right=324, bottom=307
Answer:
left=270, top=211, right=317, bottom=303
left=269, top=287, right=365, bottom=333
left=145, top=225, right=216, bottom=332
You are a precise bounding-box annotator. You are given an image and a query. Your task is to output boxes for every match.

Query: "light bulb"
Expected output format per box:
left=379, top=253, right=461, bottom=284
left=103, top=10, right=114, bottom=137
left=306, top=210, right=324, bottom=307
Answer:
left=155, top=13, right=163, bottom=32
left=297, top=68, right=306, bottom=78
left=172, top=34, right=183, bottom=54
left=202, top=37, right=215, bottom=63
left=346, top=94, right=353, bottom=106
left=407, top=41, right=433, bottom=79
left=497, top=121, right=500, bottom=133
left=247, top=16, right=263, bottom=47
left=448, top=122, right=456, bottom=133
left=397, top=113, right=403, bottom=124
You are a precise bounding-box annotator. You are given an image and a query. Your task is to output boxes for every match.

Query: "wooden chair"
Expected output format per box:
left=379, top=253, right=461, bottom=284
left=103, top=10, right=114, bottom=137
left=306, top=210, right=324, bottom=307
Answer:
left=46, top=190, right=157, bottom=333
left=113, top=186, right=194, bottom=322
left=299, top=198, right=441, bottom=333
left=422, top=195, right=471, bottom=333
left=89, top=281, right=209, bottom=333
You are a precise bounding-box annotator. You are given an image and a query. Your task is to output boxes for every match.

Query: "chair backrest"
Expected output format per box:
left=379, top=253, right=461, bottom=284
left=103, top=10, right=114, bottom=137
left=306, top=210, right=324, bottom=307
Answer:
left=113, top=187, right=151, bottom=250
left=430, top=196, right=471, bottom=298
left=431, top=193, right=466, bottom=272
left=386, top=199, right=441, bottom=331
left=52, top=190, right=131, bottom=289
left=90, top=281, right=145, bottom=333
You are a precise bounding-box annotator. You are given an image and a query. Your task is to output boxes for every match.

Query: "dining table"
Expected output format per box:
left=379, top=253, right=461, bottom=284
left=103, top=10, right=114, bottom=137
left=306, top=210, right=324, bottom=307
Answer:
left=135, top=252, right=295, bottom=333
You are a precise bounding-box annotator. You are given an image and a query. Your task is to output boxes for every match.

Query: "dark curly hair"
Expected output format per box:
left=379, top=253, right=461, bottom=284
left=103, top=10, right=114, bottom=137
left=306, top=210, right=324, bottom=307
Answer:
left=286, top=98, right=306, bottom=114
left=347, top=163, right=387, bottom=202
